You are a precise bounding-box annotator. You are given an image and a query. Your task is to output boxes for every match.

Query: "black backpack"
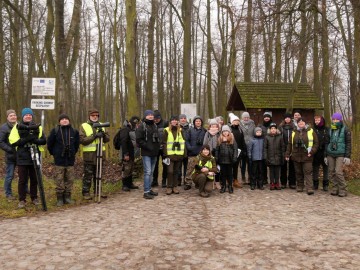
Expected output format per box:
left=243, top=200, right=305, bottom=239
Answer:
left=113, top=128, right=121, bottom=150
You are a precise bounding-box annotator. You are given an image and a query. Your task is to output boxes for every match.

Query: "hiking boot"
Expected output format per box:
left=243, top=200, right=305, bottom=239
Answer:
left=330, top=188, right=339, bottom=196
left=275, top=183, right=281, bottom=190
left=18, top=200, right=26, bottom=209
left=307, top=190, right=314, bottom=195
left=199, top=191, right=209, bottom=198
left=233, top=179, right=242, bottom=188
left=289, top=185, right=296, bottom=189
left=32, top=199, right=40, bottom=206
left=56, top=193, right=64, bottom=207
left=166, top=188, right=172, bottom=195
left=313, top=180, right=319, bottom=190
left=143, top=193, right=154, bottom=199
left=323, top=185, right=329, bottom=192
left=184, top=185, right=191, bottom=190
left=83, top=193, right=92, bottom=200
left=6, top=195, right=16, bottom=202
left=270, top=183, right=275, bottom=190
left=228, top=185, right=234, bottom=194
left=122, top=186, right=131, bottom=192
left=338, top=190, right=347, bottom=197
left=149, top=190, right=158, bottom=196
left=172, top=187, right=180, bottom=194
left=296, top=186, right=304, bottom=192
left=220, top=185, right=226, bottom=193
left=64, top=192, right=74, bottom=204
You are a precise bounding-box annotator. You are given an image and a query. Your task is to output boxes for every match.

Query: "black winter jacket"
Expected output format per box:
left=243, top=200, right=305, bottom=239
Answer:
left=215, top=141, right=238, bottom=165
left=11, top=121, right=46, bottom=166
left=313, top=118, right=330, bottom=164
left=47, top=125, right=80, bottom=166
left=136, top=119, right=160, bottom=157
left=263, top=130, right=285, bottom=166
left=230, top=124, right=247, bottom=157
left=0, top=122, right=16, bottom=163
left=186, top=126, right=207, bottom=157
left=119, top=123, right=135, bottom=159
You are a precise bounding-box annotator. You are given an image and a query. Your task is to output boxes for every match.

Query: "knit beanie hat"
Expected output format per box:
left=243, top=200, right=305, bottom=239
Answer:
left=144, top=110, right=154, bottom=117
left=263, top=111, right=272, bottom=118
left=21, top=108, right=34, bottom=118
left=297, top=117, right=306, bottom=123
left=170, top=115, right=179, bottom=121
left=254, top=127, right=262, bottom=134
left=269, top=122, right=277, bottom=129
left=331, top=112, right=342, bottom=121
left=208, top=118, right=218, bottom=126
left=58, top=113, right=70, bottom=122
left=284, top=112, right=292, bottom=119
left=221, top=125, right=231, bottom=133
left=229, top=113, right=240, bottom=124
left=241, top=112, right=250, bottom=119
left=154, top=110, right=162, bottom=119
left=6, top=109, right=16, bottom=117
left=193, top=115, right=203, bottom=125
left=129, top=116, right=140, bottom=127
left=179, top=114, right=187, bottom=119
left=215, top=116, right=224, bottom=123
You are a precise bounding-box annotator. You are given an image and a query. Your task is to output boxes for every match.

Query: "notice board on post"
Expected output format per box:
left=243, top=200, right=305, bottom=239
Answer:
left=180, top=103, right=197, bottom=123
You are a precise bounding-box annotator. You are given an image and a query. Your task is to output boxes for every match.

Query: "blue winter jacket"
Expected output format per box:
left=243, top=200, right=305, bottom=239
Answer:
left=186, top=126, right=207, bottom=157
left=248, top=136, right=264, bottom=161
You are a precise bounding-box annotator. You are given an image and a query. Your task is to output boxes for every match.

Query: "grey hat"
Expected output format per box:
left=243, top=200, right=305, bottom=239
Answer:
left=241, top=112, right=250, bottom=119
left=221, top=125, right=232, bottom=133
left=209, top=118, right=218, bottom=126
left=179, top=114, right=187, bottom=119
left=254, top=127, right=262, bottom=134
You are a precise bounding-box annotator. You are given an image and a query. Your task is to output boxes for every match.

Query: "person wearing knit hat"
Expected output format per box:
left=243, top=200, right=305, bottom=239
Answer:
left=229, top=113, right=247, bottom=189
left=0, top=109, right=18, bottom=201
left=312, top=115, right=329, bottom=191
left=216, top=122, right=238, bottom=194
left=239, top=111, right=255, bottom=185
left=279, top=112, right=296, bottom=189
left=9, top=108, right=46, bottom=208
left=183, top=115, right=207, bottom=190
left=215, top=116, right=224, bottom=128
left=293, top=110, right=302, bottom=128
left=178, top=114, right=189, bottom=186
left=248, top=126, right=264, bottom=190
left=79, top=108, right=110, bottom=200
left=285, top=114, right=319, bottom=195
left=47, top=113, right=80, bottom=206
left=162, top=113, right=187, bottom=195
left=136, top=108, right=161, bottom=199
left=154, top=110, right=162, bottom=119
left=326, top=112, right=351, bottom=197
left=203, top=118, right=221, bottom=190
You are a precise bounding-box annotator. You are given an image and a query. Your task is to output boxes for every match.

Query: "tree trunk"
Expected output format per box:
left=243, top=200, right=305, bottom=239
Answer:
left=244, top=0, right=252, bottom=82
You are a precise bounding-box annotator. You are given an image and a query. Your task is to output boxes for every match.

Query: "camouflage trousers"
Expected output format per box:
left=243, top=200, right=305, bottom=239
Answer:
left=122, top=159, right=135, bottom=179
left=82, top=163, right=97, bottom=195
left=184, top=156, right=198, bottom=186
left=54, top=165, right=75, bottom=193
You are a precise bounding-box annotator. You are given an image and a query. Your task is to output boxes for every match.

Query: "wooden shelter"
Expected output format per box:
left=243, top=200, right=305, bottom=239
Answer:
left=226, top=82, right=324, bottom=125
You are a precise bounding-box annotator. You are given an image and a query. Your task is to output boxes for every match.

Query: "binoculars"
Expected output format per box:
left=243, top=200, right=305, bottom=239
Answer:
left=296, top=139, right=307, bottom=150
left=18, top=123, right=41, bottom=131
left=93, top=122, right=110, bottom=128
left=152, top=132, right=159, bottom=142
left=172, top=142, right=181, bottom=151
left=196, top=138, right=203, bottom=145
left=331, top=142, right=337, bottom=151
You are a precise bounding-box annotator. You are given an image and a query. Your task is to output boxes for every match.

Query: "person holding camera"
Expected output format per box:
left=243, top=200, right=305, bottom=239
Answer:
left=325, top=112, right=351, bottom=197
left=183, top=115, right=207, bottom=190
left=162, top=115, right=187, bottom=195
left=9, top=108, right=46, bottom=208
left=0, top=109, right=18, bottom=201
left=285, top=117, right=318, bottom=195
left=47, top=113, right=80, bottom=206
left=192, top=145, right=217, bottom=197
left=79, top=109, right=110, bottom=200
left=136, top=110, right=160, bottom=199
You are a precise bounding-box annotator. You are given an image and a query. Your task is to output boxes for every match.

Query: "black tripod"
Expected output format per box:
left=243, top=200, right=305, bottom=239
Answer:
left=95, top=136, right=104, bottom=203
left=29, top=144, right=47, bottom=211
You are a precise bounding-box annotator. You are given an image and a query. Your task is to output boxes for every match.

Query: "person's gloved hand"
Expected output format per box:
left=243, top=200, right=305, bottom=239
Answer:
left=324, top=157, right=328, bottom=166
left=343, top=158, right=351, bottom=166
left=26, top=134, right=37, bottom=142
left=94, top=132, right=104, bottom=138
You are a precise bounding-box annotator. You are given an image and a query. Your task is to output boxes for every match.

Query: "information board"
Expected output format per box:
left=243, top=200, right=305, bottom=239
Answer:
left=32, top=78, right=56, bottom=96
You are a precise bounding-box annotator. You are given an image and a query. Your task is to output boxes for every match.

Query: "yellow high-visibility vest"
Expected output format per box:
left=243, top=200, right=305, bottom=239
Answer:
left=192, top=159, right=214, bottom=180
left=9, top=124, right=45, bottom=152
left=82, top=123, right=106, bottom=152
left=292, top=129, right=313, bottom=149
left=164, top=127, right=185, bottom=155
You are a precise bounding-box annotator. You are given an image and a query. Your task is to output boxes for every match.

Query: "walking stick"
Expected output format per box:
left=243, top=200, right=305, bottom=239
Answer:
left=95, top=136, right=103, bottom=203
left=30, top=144, right=47, bottom=211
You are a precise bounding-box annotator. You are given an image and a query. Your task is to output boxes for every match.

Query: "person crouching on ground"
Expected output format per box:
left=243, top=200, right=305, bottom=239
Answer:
left=162, top=115, right=187, bottom=195
left=192, top=145, right=217, bottom=197
left=47, top=113, right=80, bottom=206
left=264, top=123, right=285, bottom=190
left=248, top=127, right=264, bottom=190
left=215, top=125, right=238, bottom=193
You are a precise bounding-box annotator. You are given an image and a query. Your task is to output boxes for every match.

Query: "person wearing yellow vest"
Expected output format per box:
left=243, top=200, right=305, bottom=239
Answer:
left=192, top=145, right=217, bottom=197
left=162, top=115, right=187, bottom=195
left=9, top=108, right=46, bottom=209
left=285, top=117, right=318, bottom=195
left=79, top=109, right=110, bottom=200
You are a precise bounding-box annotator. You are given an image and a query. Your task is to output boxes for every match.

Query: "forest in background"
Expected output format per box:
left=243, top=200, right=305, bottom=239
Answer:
left=1, top=0, right=359, bottom=158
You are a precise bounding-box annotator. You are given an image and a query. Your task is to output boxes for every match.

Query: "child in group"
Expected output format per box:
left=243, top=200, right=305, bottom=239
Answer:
left=215, top=125, right=238, bottom=193
left=264, top=123, right=285, bottom=190
left=248, top=127, right=264, bottom=190
left=192, top=145, right=218, bottom=197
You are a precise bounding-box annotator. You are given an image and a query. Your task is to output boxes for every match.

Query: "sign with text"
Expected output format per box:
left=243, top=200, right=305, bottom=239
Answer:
left=32, top=78, right=56, bottom=96
left=31, top=99, right=55, bottom=110
left=180, top=103, right=197, bottom=122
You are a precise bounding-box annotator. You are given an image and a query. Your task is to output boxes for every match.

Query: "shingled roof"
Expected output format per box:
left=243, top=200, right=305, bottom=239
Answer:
left=226, top=82, right=323, bottom=111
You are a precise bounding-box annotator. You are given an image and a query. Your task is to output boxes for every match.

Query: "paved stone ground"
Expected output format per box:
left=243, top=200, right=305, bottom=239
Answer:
left=1, top=183, right=360, bottom=270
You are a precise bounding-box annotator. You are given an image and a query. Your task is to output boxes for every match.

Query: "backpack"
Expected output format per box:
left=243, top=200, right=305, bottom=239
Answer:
left=113, top=128, right=121, bottom=150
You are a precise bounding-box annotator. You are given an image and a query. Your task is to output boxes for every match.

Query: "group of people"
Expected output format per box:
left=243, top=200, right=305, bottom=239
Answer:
left=0, top=107, right=352, bottom=208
